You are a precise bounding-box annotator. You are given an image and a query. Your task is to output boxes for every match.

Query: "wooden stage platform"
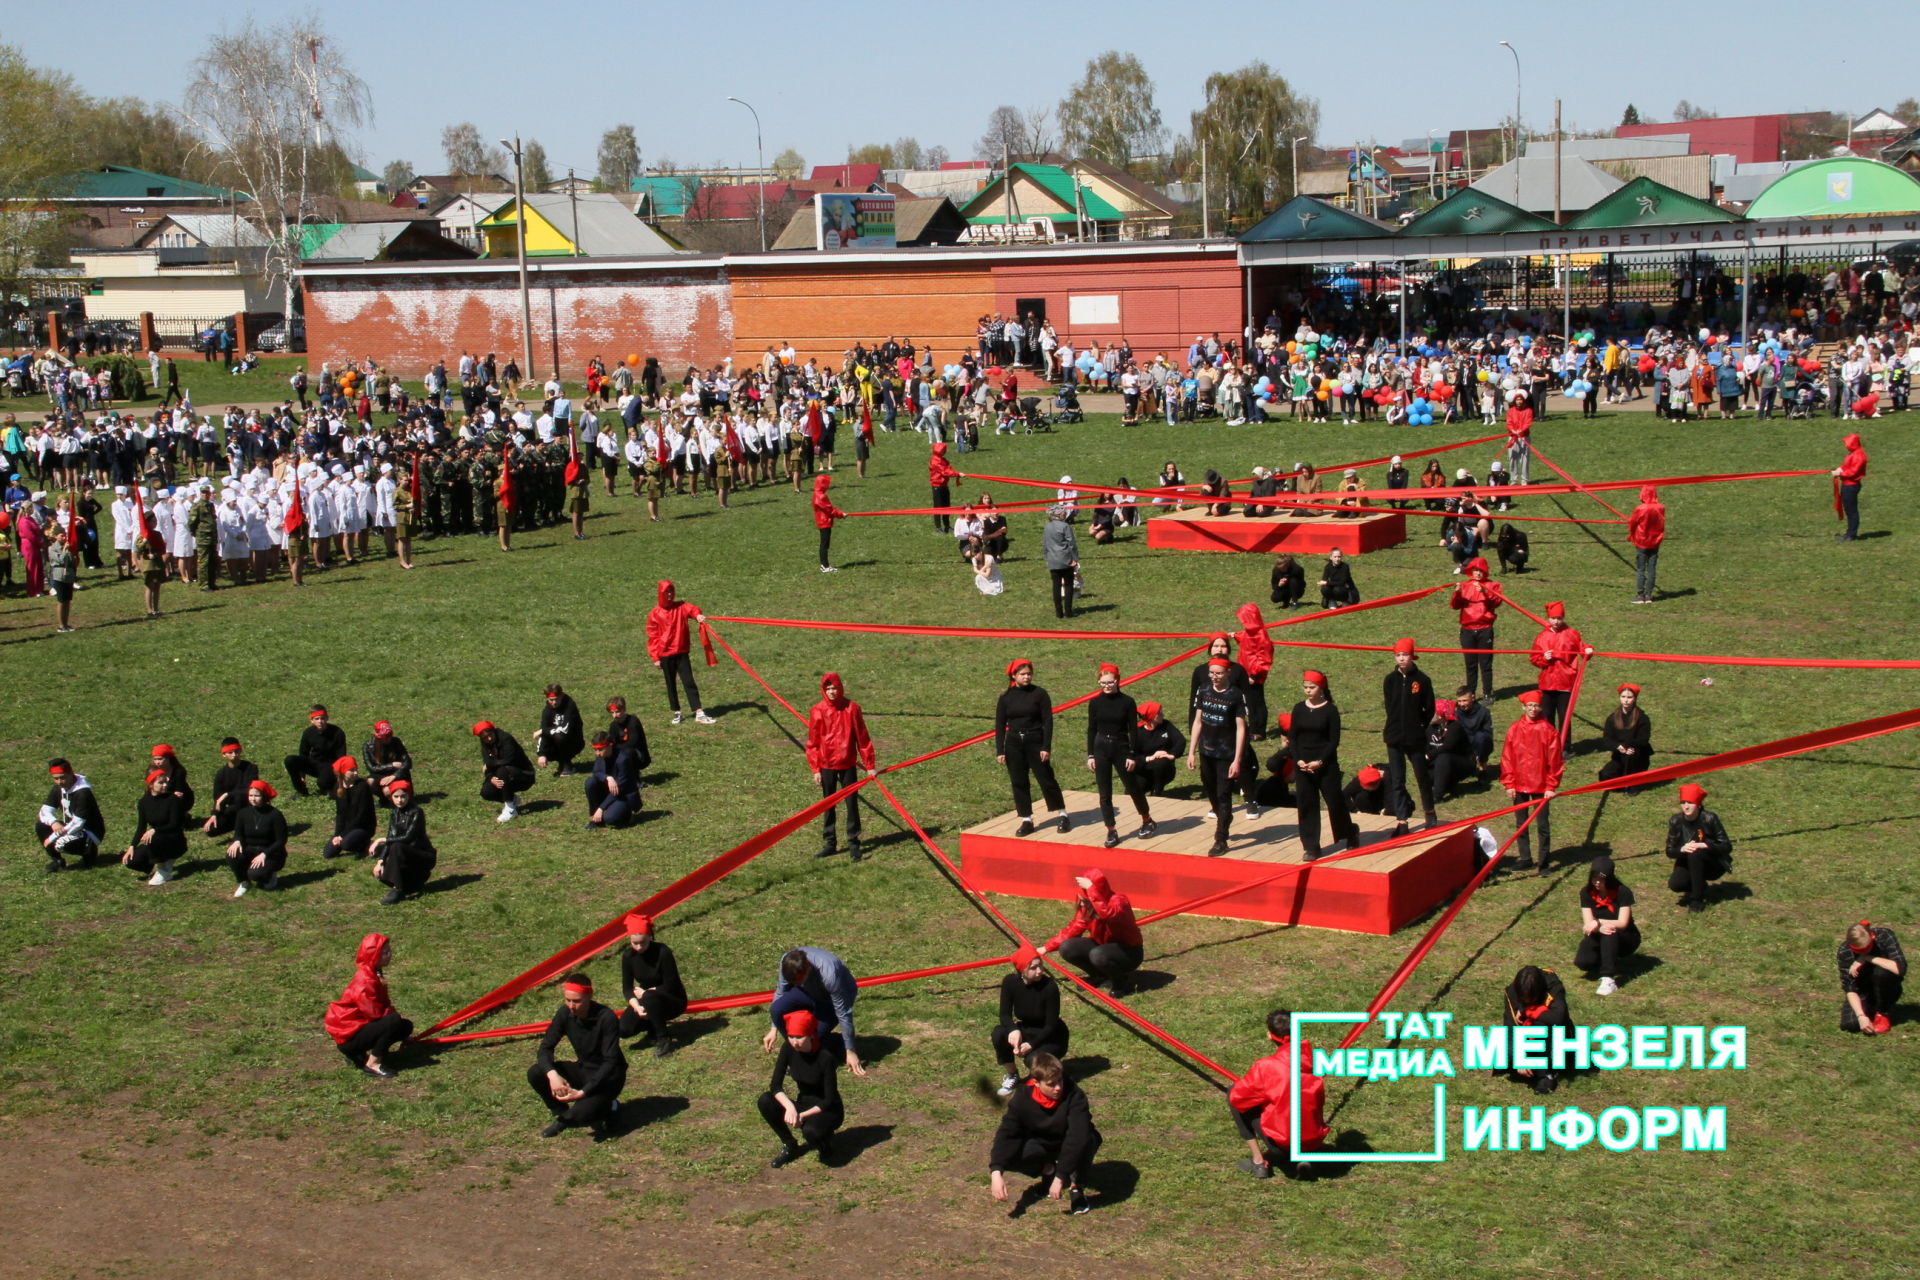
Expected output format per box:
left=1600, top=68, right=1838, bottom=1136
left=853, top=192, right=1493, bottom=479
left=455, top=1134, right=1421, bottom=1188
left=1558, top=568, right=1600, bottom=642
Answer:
left=1146, top=508, right=1407, bottom=555
left=960, top=789, right=1472, bottom=935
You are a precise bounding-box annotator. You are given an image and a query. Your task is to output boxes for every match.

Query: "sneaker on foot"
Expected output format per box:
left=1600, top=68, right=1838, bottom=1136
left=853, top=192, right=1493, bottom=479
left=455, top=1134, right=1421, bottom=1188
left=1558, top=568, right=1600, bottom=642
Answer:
left=232, top=883, right=248, bottom=898
left=848, top=841, right=865, bottom=863
left=1066, top=1190, right=1092, bottom=1215
left=1595, top=976, right=1618, bottom=996
left=770, top=1144, right=803, bottom=1169
left=996, top=1073, right=1019, bottom=1098
left=670, top=711, right=683, bottom=725
left=1247, top=802, right=1262, bottom=818
left=381, top=887, right=404, bottom=905
left=652, top=1039, right=674, bottom=1059
left=1103, top=828, right=1120, bottom=849
left=540, top=1120, right=568, bottom=1138
left=1237, top=1157, right=1274, bottom=1180
left=1137, top=821, right=1158, bottom=839
left=496, top=803, right=515, bottom=823
left=261, top=873, right=279, bottom=891
left=694, top=711, right=716, bottom=725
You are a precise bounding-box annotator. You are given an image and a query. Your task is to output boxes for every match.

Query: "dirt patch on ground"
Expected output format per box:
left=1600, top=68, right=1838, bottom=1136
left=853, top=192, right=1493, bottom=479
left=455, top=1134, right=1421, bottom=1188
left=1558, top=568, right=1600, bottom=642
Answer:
left=0, top=1114, right=1137, bottom=1280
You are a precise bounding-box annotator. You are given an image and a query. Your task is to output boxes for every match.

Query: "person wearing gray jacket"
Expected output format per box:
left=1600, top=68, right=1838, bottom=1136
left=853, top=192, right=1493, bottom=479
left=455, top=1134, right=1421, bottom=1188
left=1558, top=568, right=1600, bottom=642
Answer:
left=1042, top=503, right=1080, bottom=619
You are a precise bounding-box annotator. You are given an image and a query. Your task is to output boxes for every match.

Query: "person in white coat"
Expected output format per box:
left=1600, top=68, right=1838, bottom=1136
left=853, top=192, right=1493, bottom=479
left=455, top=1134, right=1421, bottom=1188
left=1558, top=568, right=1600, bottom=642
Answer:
left=110, top=486, right=136, bottom=579
left=215, top=487, right=249, bottom=579
left=242, top=483, right=272, bottom=582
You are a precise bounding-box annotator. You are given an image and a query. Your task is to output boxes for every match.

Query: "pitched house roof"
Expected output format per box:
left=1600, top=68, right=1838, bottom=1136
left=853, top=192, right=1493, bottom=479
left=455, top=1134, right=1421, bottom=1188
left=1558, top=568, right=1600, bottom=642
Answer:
left=60, top=165, right=233, bottom=202
left=1239, top=196, right=1396, bottom=243
left=1469, top=155, right=1625, bottom=214
left=479, top=192, right=683, bottom=254
left=135, top=214, right=271, bottom=249
left=957, top=164, right=1125, bottom=223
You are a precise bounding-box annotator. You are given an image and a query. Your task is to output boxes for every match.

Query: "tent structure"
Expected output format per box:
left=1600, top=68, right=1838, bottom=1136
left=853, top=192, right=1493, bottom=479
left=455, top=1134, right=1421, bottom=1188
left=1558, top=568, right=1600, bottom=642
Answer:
left=1743, top=157, right=1920, bottom=220
left=1399, top=187, right=1556, bottom=237
left=1240, top=196, right=1396, bottom=243
left=1568, top=176, right=1741, bottom=229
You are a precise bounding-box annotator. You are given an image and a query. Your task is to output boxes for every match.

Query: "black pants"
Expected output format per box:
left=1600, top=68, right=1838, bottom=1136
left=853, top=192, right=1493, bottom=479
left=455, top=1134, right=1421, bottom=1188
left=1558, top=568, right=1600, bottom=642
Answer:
left=1385, top=745, right=1434, bottom=821
left=617, top=990, right=687, bottom=1041
left=1273, top=579, right=1304, bottom=608
left=1058, top=937, right=1143, bottom=986
left=1597, top=751, right=1649, bottom=784
left=818, top=526, right=833, bottom=568
left=35, top=823, right=100, bottom=862
left=999, top=1131, right=1102, bottom=1188
left=1050, top=567, right=1076, bottom=618
left=1666, top=852, right=1726, bottom=905
left=1840, top=482, right=1860, bottom=539
left=991, top=1021, right=1070, bottom=1066
left=527, top=1060, right=623, bottom=1129
left=660, top=652, right=702, bottom=713
left=338, top=1011, right=413, bottom=1065
left=757, top=1090, right=842, bottom=1149
left=1197, top=753, right=1236, bottom=842
left=1540, top=688, right=1571, bottom=730
left=226, top=845, right=285, bottom=884
left=1140, top=758, right=1178, bottom=795
left=1231, top=1102, right=1325, bottom=1170
left=1293, top=764, right=1355, bottom=856
left=284, top=755, right=331, bottom=793
left=586, top=777, right=639, bottom=827
left=376, top=843, right=437, bottom=893
left=1003, top=730, right=1064, bottom=818
left=819, top=766, right=860, bottom=845
left=1575, top=924, right=1639, bottom=977
left=1460, top=628, right=1494, bottom=696
left=1091, top=739, right=1150, bottom=827
left=1510, top=793, right=1552, bottom=866
left=1841, top=969, right=1903, bottom=1032
left=931, top=484, right=951, bottom=532
left=1430, top=752, right=1473, bottom=802
left=331, top=827, right=372, bottom=857
left=481, top=766, right=536, bottom=802
left=1245, top=682, right=1268, bottom=744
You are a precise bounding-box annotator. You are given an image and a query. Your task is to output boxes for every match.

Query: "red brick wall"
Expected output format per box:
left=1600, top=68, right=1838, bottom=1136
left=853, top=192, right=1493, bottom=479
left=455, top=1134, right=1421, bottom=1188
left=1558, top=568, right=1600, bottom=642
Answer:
left=302, top=264, right=733, bottom=379
left=729, top=260, right=995, bottom=369
left=989, top=253, right=1244, bottom=361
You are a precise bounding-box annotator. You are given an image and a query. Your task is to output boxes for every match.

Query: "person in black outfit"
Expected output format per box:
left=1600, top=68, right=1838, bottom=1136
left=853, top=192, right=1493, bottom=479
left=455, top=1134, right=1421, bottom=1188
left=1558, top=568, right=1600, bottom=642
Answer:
left=1575, top=856, right=1639, bottom=995
left=324, top=756, right=376, bottom=858
left=615, top=912, right=687, bottom=1056
left=1270, top=553, right=1306, bottom=609
left=536, top=683, right=585, bottom=776
left=1289, top=670, right=1360, bottom=861
left=1086, top=662, right=1155, bottom=847
left=474, top=720, right=536, bottom=821
left=1425, top=700, right=1475, bottom=802
left=36, top=759, right=107, bottom=871
left=1244, top=466, right=1280, bottom=517
left=120, top=768, right=188, bottom=885
left=584, top=732, right=643, bottom=828
left=1188, top=658, right=1250, bottom=855
left=992, top=945, right=1069, bottom=1096
left=1380, top=638, right=1438, bottom=835
left=1318, top=549, right=1359, bottom=609
left=1385, top=456, right=1411, bottom=508
left=1253, top=712, right=1298, bottom=809
left=1665, top=784, right=1732, bottom=912
left=996, top=658, right=1068, bottom=835
left=1596, top=683, right=1653, bottom=792
left=201, top=738, right=259, bottom=837
left=225, top=779, right=289, bottom=896
left=283, top=705, right=347, bottom=797
left=606, top=695, right=652, bottom=768
left=1838, top=921, right=1906, bottom=1034
left=146, top=744, right=195, bottom=815
left=1342, top=765, right=1387, bottom=815
left=989, top=1053, right=1101, bottom=1215
left=1500, top=965, right=1573, bottom=1094
left=759, top=1009, right=844, bottom=1166
left=978, top=497, right=1010, bottom=558
left=362, top=720, right=412, bottom=804
left=1187, top=634, right=1259, bottom=807
left=528, top=973, right=627, bottom=1140
left=369, top=779, right=435, bottom=904
left=1131, top=700, right=1185, bottom=796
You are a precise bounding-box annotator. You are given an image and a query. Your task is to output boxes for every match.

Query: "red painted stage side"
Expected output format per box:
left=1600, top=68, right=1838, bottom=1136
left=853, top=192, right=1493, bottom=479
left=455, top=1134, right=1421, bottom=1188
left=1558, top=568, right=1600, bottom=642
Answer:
left=1146, top=510, right=1408, bottom=556
left=960, top=826, right=1474, bottom=935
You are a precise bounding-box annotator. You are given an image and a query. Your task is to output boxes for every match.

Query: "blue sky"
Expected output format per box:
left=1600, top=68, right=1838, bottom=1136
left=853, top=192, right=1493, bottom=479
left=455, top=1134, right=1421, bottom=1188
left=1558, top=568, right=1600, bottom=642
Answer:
left=14, top=1, right=1916, bottom=178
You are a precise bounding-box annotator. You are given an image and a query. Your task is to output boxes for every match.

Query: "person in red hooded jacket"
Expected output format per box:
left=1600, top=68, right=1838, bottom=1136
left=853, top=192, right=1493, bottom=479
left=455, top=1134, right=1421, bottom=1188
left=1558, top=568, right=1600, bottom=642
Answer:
left=806, top=672, right=875, bottom=860
left=1504, top=392, right=1533, bottom=484
left=1036, top=868, right=1144, bottom=995
left=928, top=441, right=958, bottom=534
left=645, top=579, right=713, bottom=725
left=1528, top=602, right=1588, bottom=730
left=812, top=474, right=847, bottom=572
left=1228, top=1007, right=1329, bottom=1179
left=1449, top=557, right=1503, bottom=699
left=324, top=932, right=411, bottom=1077
left=1627, top=484, right=1665, bottom=604
left=1234, top=603, right=1274, bottom=744
left=1500, top=689, right=1563, bottom=873
left=1831, top=431, right=1866, bottom=542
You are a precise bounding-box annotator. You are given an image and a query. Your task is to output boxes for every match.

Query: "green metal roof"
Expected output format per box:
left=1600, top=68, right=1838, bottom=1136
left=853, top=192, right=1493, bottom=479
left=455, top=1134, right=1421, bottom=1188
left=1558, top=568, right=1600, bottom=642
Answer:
left=1567, top=177, right=1740, bottom=229
left=959, top=164, right=1124, bottom=221
left=65, top=165, right=233, bottom=201
left=631, top=175, right=700, bottom=218
left=297, top=223, right=347, bottom=257
left=1399, top=187, right=1557, bottom=236
left=1239, top=196, right=1397, bottom=243
left=1744, top=157, right=1920, bottom=219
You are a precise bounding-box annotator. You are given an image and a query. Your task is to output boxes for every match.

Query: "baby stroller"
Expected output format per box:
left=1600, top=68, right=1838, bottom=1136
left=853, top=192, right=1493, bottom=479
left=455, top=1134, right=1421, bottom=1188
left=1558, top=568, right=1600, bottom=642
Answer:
left=1017, top=396, right=1054, bottom=434
left=1051, top=385, right=1084, bottom=423
left=1788, top=380, right=1820, bottom=420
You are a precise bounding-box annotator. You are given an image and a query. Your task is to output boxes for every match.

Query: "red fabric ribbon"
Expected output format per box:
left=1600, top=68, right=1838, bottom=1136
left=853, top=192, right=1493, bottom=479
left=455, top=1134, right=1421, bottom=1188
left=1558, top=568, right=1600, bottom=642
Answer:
left=703, top=621, right=805, bottom=722
left=283, top=478, right=305, bottom=535
left=963, top=467, right=1825, bottom=506
left=1525, top=444, right=1628, bottom=520
left=498, top=442, right=516, bottom=512
left=408, top=451, right=422, bottom=512
left=1832, top=474, right=1843, bottom=519
left=563, top=427, right=582, bottom=488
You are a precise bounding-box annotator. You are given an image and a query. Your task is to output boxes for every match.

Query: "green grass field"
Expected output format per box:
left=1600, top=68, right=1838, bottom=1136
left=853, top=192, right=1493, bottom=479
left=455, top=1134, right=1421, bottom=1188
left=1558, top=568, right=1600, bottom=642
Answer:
left=2, top=405, right=1915, bottom=1279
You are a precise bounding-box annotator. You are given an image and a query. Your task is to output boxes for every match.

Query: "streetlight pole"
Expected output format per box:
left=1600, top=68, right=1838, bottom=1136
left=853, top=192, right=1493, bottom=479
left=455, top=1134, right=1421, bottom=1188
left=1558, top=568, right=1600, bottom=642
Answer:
left=1498, top=41, right=1523, bottom=165
left=726, top=96, right=766, bottom=252
left=1426, top=130, right=1440, bottom=200
left=498, top=134, right=535, bottom=385
left=1291, top=135, right=1311, bottom=199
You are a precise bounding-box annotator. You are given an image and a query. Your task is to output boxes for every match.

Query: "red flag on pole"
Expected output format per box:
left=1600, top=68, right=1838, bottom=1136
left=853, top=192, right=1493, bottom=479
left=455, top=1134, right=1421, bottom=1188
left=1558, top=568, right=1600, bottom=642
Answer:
left=860, top=402, right=873, bottom=443
left=132, top=487, right=163, bottom=556
left=65, top=486, right=83, bottom=552
left=563, top=427, right=581, bottom=488
left=498, top=442, right=516, bottom=512
left=283, top=476, right=306, bottom=534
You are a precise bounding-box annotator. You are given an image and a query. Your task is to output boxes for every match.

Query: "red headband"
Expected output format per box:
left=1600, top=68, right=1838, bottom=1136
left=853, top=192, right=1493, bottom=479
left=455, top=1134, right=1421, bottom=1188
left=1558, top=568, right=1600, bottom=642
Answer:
left=1516, top=690, right=1543, bottom=705
left=248, top=780, right=277, bottom=798
left=1678, top=783, right=1706, bottom=805
left=1097, top=662, right=1121, bottom=680
left=471, top=721, right=494, bottom=736
left=1618, top=683, right=1641, bottom=695
left=783, top=1010, right=818, bottom=1038
left=333, top=756, right=357, bottom=773
left=1546, top=601, right=1566, bottom=619
left=373, top=720, right=393, bottom=737
left=222, top=742, right=243, bottom=753
left=624, top=912, right=654, bottom=935
left=49, top=763, right=72, bottom=777
left=1006, top=657, right=1032, bottom=680
left=1357, top=766, right=1382, bottom=787
left=309, top=709, right=328, bottom=720
left=1207, top=658, right=1229, bottom=671
left=1275, top=712, right=1292, bottom=732
left=388, top=778, right=413, bottom=794
left=1392, top=637, right=1416, bottom=656
left=562, top=979, right=594, bottom=995
left=150, top=744, right=175, bottom=757
left=1303, top=669, right=1327, bottom=686
left=1848, top=921, right=1876, bottom=952
left=145, top=769, right=168, bottom=786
